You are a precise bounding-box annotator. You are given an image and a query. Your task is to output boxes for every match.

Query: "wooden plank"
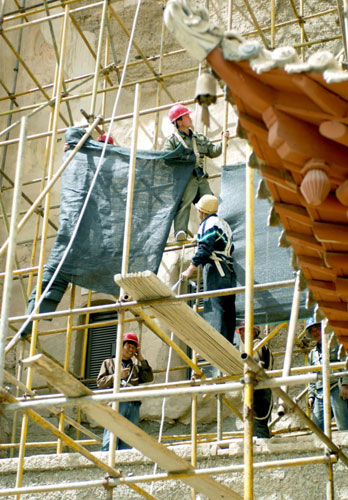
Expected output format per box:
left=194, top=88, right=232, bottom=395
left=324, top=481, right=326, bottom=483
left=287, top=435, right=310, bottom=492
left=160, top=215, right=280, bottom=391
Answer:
left=115, top=271, right=243, bottom=376
left=22, top=354, right=242, bottom=500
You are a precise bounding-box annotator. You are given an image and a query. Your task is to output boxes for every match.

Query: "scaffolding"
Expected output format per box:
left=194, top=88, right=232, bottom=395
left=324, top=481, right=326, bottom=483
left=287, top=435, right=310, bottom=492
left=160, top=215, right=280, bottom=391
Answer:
left=0, top=0, right=348, bottom=499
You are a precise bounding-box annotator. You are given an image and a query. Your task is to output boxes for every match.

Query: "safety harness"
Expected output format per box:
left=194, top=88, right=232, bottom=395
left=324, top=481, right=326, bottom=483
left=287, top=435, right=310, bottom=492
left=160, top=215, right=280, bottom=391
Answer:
left=198, top=216, right=234, bottom=277
left=309, top=347, right=340, bottom=398
left=173, top=130, right=206, bottom=176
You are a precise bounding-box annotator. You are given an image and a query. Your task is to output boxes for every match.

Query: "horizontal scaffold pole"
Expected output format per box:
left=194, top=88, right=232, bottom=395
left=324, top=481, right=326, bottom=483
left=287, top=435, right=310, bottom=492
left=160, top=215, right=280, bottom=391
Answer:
left=242, top=353, right=348, bottom=468
left=0, top=454, right=337, bottom=497
left=7, top=279, right=295, bottom=326
left=4, top=371, right=348, bottom=412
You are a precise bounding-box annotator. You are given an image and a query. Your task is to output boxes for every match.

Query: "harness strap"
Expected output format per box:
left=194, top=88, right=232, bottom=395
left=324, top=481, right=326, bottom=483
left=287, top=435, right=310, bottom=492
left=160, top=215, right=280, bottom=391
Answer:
left=200, top=218, right=234, bottom=277
left=173, top=131, right=205, bottom=174
left=312, top=382, right=339, bottom=399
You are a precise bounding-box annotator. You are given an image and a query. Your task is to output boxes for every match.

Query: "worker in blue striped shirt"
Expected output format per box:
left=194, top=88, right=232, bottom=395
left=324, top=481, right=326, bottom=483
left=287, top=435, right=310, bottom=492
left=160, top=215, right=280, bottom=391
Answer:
left=181, top=194, right=236, bottom=345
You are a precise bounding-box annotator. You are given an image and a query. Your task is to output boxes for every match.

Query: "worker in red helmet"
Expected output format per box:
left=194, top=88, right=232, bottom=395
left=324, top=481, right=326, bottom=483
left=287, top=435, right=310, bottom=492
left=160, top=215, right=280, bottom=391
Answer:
left=97, top=134, right=114, bottom=145
left=236, top=322, right=261, bottom=339
left=163, top=103, right=230, bottom=242
left=97, top=332, right=153, bottom=451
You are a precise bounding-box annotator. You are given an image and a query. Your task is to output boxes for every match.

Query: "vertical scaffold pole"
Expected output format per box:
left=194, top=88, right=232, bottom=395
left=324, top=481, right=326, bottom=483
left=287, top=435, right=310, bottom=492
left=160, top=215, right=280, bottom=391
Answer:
left=321, top=324, right=334, bottom=500
left=153, top=18, right=166, bottom=150
left=109, top=83, right=141, bottom=467
left=270, top=0, right=275, bottom=49
left=0, top=116, right=27, bottom=389
left=299, top=0, right=305, bottom=60
left=278, top=270, right=301, bottom=416
left=57, top=284, right=76, bottom=453
left=191, top=264, right=201, bottom=500
left=89, top=0, right=108, bottom=117
left=244, top=146, right=254, bottom=500
left=14, top=8, right=70, bottom=496
left=76, top=289, right=93, bottom=440
left=10, top=341, right=26, bottom=457
left=222, top=0, right=232, bottom=165
left=101, top=14, right=110, bottom=119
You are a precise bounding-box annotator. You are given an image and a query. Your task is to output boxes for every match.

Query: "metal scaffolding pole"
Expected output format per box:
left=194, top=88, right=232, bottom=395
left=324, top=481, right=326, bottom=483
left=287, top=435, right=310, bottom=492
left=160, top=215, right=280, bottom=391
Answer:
left=244, top=146, right=255, bottom=500
left=242, top=354, right=348, bottom=467
left=278, top=270, right=302, bottom=416
left=0, top=117, right=27, bottom=389
left=0, top=116, right=103, bottom=263
left=321, top=325, right=334, bottom=500
left=1, top=1, right=347, bottom=498
left=4, top=370, right=348, bottom=412
left=89, top=0, right=108, bottom=116
left=109, top=83, right=141, bottom=466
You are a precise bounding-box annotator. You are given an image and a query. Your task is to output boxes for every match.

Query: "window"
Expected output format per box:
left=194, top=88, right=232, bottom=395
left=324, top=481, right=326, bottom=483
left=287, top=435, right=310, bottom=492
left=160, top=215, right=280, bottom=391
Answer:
left=85, top=310, right=118, bottom=389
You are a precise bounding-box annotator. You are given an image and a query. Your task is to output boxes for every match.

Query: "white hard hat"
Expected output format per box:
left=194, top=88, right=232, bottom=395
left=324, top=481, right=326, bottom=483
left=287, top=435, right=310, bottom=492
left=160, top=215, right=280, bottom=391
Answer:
left=195, top=195, right=218, bottom=214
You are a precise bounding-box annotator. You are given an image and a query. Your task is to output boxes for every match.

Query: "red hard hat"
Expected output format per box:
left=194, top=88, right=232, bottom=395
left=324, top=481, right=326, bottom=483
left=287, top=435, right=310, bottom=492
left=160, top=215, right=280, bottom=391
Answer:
left=168, top=104, right=192, bottom=123
left=123, top=332, right=138, bottom=345
left=97, top=134, right=114, bottom=145
left=236, top=321, right=261, bottom=336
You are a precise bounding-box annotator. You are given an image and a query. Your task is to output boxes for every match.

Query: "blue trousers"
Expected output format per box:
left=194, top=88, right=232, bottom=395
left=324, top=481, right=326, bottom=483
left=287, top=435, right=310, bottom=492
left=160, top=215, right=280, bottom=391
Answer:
left=312, top=386, right=348, bottom=431
left=203, top=261, right=236, bottom=345
left=101, top=401, right=141, bottom=451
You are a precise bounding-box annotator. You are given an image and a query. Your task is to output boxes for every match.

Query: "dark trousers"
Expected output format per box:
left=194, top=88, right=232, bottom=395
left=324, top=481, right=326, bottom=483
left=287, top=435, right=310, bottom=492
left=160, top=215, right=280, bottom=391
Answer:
left=203, top=261, right=236, bottom=345
left=253, top=388, right=273, bottom=438
left=22, top=266, right=69, bottom=336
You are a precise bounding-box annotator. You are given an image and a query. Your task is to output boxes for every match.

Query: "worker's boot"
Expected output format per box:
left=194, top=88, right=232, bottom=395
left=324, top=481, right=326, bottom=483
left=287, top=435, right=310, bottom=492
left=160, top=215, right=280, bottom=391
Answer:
left=175, top=230, right=187, bottom=241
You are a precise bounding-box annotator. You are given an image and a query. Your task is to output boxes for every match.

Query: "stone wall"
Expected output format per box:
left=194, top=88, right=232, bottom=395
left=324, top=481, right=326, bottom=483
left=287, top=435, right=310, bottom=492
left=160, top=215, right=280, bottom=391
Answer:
left=0, top=433, right=347, bottom=499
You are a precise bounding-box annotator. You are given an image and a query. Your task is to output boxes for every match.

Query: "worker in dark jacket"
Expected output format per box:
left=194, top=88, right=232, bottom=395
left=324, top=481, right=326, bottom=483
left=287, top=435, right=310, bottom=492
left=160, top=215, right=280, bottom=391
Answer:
left=306, top=319, right=348, bottom=431
left=163, top=104, right=229, bottom=241
left=181, top=194, right=236, bottom=345
left=97, top=332, right=154, bottom=451
left=238, top=324, right=273, bottom=438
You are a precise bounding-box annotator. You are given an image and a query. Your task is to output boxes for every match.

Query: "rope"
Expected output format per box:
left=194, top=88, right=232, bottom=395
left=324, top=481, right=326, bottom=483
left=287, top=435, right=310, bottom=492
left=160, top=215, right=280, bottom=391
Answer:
left=150, top=244, right=186, bottom=494
left=7, top=0, right=143, bottom=349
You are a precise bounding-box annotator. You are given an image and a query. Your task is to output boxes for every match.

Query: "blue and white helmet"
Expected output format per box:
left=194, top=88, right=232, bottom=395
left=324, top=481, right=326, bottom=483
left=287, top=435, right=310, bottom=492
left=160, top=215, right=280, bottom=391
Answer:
left=305, top=317, right=321, bottom=333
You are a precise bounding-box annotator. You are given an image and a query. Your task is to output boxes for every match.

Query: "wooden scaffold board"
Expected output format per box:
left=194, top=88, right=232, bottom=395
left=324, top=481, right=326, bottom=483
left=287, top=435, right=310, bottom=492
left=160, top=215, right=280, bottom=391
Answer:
left=115, top=271, right=243, bottom=375
left=22, top=354, right=242, bottom=500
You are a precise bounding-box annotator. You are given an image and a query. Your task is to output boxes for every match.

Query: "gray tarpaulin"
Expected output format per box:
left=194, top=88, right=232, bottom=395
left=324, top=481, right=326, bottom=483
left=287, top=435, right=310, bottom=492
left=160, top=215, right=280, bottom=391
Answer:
left=46, top=127, right=196, bottom=295
left=32, top=130, right=311, bottom=326
left=219, top=163, right=311, bottom=325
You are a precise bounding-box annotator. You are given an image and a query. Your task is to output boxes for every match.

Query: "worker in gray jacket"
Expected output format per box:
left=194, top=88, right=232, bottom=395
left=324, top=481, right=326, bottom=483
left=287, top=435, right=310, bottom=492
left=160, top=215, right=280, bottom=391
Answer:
left=180, top=195, right=236, bottom=345
left=306, top=319, right=348, bottom=431
left=163, top=103, right=229, bottom=241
